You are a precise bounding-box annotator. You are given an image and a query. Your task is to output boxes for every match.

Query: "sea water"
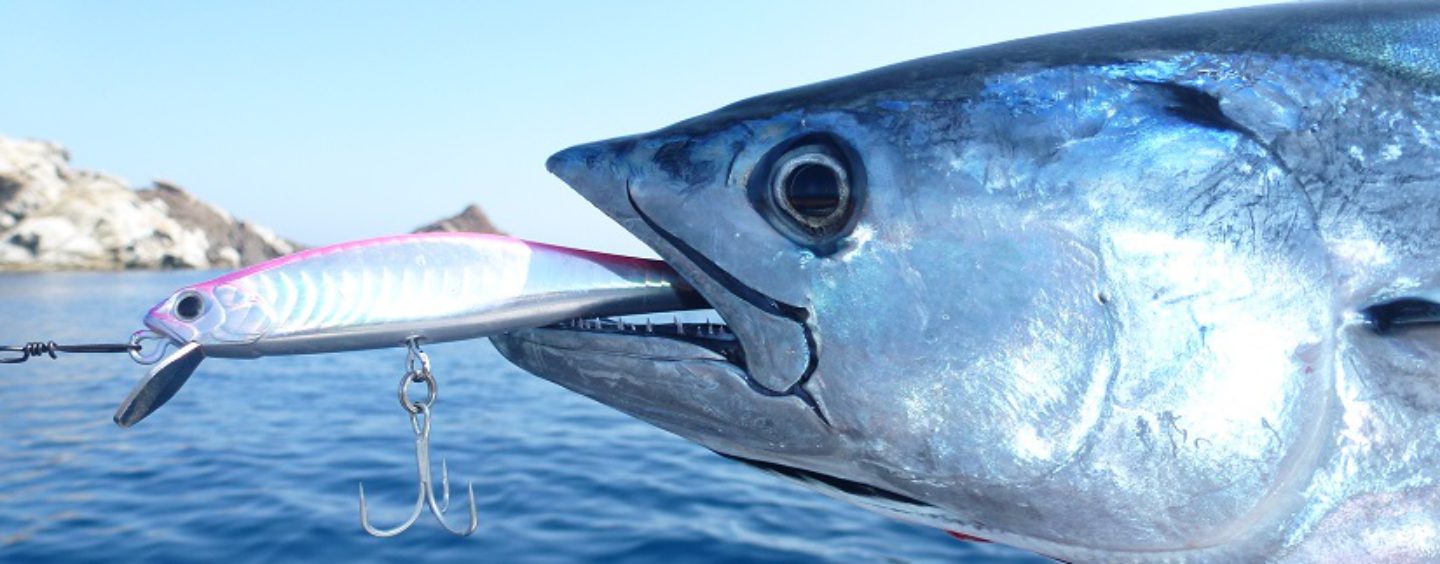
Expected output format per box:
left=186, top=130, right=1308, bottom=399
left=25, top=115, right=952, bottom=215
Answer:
left=0, top=272, right=1041, bottom=563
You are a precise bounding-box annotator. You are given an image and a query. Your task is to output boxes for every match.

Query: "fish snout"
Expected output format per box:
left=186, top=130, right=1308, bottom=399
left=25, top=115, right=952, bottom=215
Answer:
left=547, top=140, right=625, bottom=185
left=546, top=139, right=645, bottom=224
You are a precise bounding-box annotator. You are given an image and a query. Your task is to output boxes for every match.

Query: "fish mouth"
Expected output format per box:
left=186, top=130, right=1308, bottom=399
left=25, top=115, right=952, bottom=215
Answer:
left=491, top=172, right=758, bottom=399
left=490, top=140, right=831, bottom=452
left=501, top=143, right=749, bottom=386
left=529, top=315, right=744, bottom=366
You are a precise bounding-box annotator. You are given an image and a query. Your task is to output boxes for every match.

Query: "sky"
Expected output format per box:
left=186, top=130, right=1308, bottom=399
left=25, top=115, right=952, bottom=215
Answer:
left=1, top=0, right=1282, bottom=257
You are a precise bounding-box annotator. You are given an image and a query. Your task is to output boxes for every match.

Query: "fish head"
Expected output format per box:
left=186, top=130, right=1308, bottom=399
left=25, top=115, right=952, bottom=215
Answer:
left=494, top=74, right=1120, bottom=528
left=492, top=3, right=1396, bottom=555
left=144, top=280, right=273, bottom=351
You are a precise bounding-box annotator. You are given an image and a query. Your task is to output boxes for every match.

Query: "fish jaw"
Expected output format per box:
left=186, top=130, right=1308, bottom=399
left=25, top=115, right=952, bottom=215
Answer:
left=495, top=139, right=840, bottom=465
left=540, top=139, right=820, bottom=395
left=491, top=327, right=840, bottom=464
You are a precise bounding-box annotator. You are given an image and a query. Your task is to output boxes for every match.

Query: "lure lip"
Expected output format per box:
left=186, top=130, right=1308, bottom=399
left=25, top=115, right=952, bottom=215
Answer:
left=113, top=341, right=207, bottom=428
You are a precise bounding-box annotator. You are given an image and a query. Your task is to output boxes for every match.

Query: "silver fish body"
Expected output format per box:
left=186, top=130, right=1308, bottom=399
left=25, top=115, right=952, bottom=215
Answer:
left=492, top=2, right=1440, bottom=561
left=143, top=233, right=702, bottom=358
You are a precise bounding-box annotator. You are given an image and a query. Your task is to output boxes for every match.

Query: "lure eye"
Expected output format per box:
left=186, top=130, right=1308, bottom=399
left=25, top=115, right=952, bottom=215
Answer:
left=750, top=135, right=863, bottom=253
left=175, top=292, right=204, bottom=321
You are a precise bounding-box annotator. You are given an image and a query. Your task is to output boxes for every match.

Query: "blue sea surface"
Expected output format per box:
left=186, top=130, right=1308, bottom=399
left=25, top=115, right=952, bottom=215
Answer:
left=0, top=272, right=1046, bottom=563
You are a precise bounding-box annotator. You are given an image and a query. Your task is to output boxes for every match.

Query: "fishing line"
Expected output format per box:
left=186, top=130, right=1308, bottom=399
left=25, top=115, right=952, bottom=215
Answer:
left=0, top=340, right=139, bottom=364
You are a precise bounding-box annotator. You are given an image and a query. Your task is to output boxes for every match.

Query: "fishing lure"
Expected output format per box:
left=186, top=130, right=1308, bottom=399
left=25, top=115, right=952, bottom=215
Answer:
left=6, top=232, right=705, bottom=537
left=114, top=232, right=703, bottom=426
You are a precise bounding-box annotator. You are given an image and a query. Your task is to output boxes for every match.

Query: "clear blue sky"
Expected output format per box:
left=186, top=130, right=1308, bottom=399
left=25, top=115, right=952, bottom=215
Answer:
left=1, top=0, right=1278, bottom=256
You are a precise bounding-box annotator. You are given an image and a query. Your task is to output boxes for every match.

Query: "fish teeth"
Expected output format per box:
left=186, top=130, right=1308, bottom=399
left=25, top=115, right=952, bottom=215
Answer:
left=646, top=318, right=654, bottom=333
left=674, top=316, right=683, bottom=333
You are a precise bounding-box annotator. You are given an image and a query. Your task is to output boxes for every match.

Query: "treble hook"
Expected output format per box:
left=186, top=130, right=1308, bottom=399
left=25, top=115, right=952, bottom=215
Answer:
left=358, top=339, right=478, bottom=537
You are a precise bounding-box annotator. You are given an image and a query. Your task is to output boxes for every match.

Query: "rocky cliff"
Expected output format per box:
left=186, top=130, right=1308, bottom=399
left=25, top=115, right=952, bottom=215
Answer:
left=413, top=203, right=504, bottom=235
left=0, top=136, right=298, bottom=270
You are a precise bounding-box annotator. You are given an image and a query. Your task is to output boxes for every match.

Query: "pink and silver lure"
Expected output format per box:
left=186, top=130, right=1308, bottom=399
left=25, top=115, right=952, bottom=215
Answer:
left=114, top=232, right=703, bottom=427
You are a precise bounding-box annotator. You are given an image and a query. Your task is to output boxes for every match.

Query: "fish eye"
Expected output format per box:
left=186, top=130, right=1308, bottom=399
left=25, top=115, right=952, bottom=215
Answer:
left=772, top=147, right=849, bottom=229
left=175, top=292, right=204, bottom=321
left=751, top=135, right=863, bottom=253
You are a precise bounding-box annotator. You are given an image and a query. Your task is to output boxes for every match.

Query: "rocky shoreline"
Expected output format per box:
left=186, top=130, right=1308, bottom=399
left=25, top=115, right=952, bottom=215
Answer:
left=0, top=135, right=500, bottom=271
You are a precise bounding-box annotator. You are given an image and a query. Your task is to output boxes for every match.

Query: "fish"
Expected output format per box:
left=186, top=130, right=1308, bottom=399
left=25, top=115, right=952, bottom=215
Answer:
left=114, top=232, right=705, bottom=427
left=489, top=2, right=1440, bottom=561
